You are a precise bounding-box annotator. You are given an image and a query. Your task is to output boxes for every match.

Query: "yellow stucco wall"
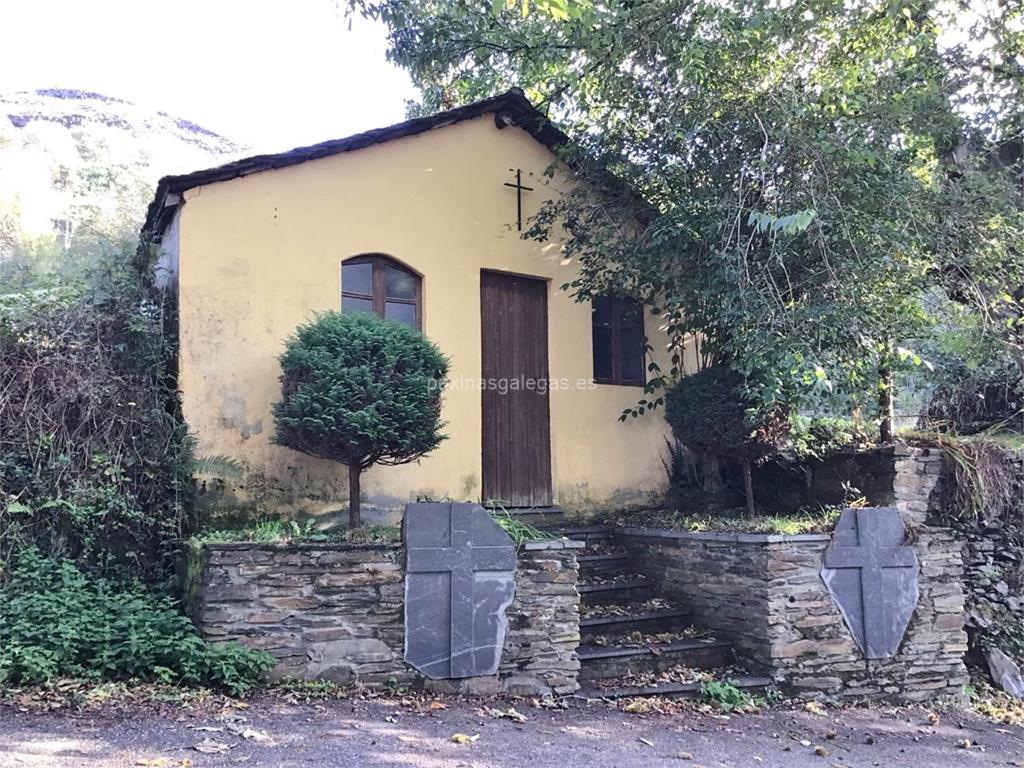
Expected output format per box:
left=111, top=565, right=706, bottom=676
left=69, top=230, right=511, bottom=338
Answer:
left=175, top=115, right=686, bottom=517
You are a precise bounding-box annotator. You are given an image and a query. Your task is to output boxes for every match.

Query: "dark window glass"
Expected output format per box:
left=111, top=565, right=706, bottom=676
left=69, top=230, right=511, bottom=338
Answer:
left=592, top=323, right=614, bottom=380
left=341, top=255, right=421, bottom=329
left=592, top=295, right=614, bottom=325
left=591, top=295, right=645, bottom=386
left=342, top=261, right=373, bottom=295
left=385, top=301, right=416, bottom=326
left=384, top=265, right=417, bottom=300
left=342, top=295, right=374, bottom=314
left=620, top=324, right=645, bottom=382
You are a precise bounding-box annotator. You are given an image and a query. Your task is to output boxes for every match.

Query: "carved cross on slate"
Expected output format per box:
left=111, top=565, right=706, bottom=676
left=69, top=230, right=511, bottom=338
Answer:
left=405, top=503, right=517, bottom=679
left=503, top=168, right=534, bottom=231
left=821, top=507, right=919, bottom=659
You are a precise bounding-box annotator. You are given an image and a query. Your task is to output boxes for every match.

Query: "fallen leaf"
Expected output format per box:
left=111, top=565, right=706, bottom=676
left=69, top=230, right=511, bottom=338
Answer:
left=450, top=733, right=479, bottom=745
left=193, top=738, right=232, bottom=755
left=677, top=752, right=693, bottom=760
left=804, top=701, right=827, bottom=716
left=624, top=699, right=653, bottom=714
left=238, top=727, right=274, bottom=745
left=428, top=700, right=447, bottom=711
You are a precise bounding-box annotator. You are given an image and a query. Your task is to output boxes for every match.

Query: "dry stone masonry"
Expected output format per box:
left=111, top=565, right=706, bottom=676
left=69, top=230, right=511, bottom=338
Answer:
left=190, top=445, right=1007, bottom=701
left=192, top=539, right=582, bottom=695
left=620, top=521, right=968, bottom=701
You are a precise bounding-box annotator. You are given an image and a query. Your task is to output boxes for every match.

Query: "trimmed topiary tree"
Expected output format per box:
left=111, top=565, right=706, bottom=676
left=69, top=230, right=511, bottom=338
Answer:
left=664, top=366, right=789, bottom=516
left=273, top=311, right=449, bottom=528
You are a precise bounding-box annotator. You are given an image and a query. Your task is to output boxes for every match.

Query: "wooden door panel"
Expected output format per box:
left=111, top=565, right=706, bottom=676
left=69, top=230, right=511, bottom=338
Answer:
left=480, top=271, right=552, bottom=507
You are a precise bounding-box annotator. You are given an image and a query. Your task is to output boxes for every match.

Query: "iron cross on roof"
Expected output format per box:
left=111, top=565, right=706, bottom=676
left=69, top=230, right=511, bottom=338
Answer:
left=503, top=168, right=534, bottom=231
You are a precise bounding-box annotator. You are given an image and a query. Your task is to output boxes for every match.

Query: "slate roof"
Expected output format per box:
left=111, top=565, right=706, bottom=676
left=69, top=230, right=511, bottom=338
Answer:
left=141, top=89, right=569, bottom=240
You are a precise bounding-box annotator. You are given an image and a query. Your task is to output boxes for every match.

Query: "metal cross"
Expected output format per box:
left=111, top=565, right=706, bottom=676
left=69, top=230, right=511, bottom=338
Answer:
left=823, top=508, right=917, bottom=657
left=503, top=168, right=534, bottom=231
left=406, top=505, right=517, bottom=677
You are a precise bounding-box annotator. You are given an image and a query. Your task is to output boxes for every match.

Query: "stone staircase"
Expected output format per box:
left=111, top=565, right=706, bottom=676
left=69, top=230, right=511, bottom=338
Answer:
left=525, top=515, right=772, bottom=699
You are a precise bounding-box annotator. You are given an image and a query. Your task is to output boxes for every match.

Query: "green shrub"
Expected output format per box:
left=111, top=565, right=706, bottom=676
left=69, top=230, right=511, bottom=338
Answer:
left=789, top=415, right=873, bottom=460
left=665, top=366, right=789, bottom=514
left=0, top=242, right=193, bottom=583
left=699, top=679, right=752, bottom=712
left=0, top=550, right=273, bottom=695
left=273, top=311, right=448, bottom=527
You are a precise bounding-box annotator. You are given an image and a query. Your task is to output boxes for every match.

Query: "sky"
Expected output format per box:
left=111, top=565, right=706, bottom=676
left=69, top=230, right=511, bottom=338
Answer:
left=0, top=0, right=418, bottom=153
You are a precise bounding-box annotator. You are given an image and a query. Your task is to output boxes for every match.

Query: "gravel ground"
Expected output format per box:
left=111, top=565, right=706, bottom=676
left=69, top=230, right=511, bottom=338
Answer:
left=1, top=695, right=1022, bottom=768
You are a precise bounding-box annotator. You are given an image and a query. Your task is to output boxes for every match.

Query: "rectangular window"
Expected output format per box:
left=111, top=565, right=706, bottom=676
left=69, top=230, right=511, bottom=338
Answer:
left=591, top=295, right=646, bottom=386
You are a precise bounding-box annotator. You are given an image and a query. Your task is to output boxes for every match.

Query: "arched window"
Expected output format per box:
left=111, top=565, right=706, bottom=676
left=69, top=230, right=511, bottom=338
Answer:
left=341, top=254, right=421, bottom=329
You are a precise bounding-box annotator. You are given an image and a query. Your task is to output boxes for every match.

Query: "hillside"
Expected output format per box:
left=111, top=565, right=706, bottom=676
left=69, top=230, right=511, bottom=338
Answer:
left=0, top=88, right=243, bottom=256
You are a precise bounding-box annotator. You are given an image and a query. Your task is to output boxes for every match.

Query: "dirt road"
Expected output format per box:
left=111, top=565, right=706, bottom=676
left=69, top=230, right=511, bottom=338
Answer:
left=1, top=695, right=1021, bottom=767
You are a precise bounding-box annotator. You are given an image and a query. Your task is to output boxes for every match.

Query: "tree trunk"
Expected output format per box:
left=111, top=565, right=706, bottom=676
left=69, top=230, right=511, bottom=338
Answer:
left=348, top=464, right=362, bottom=529
left=878, top=365, right=894, bottom=443
left=742, top=460, right=755, bottom=517
left=702, top=453, right=723, bottom=494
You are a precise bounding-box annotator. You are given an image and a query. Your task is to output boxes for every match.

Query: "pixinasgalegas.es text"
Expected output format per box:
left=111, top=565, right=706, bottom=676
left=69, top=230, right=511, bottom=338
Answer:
left=427, top=376, right=599, bottom=395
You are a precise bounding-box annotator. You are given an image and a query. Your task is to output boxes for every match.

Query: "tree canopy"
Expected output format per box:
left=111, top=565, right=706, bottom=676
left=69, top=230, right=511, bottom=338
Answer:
left=354, top=0, right=1024, bottom=429
left=273, top=311, right=449, bottom=527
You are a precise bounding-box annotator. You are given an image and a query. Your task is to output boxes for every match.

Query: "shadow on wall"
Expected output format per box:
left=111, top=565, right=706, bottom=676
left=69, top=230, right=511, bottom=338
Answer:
left=748, top=446, right=900, bottom=513
left=194, top=471, right=410, bottom=529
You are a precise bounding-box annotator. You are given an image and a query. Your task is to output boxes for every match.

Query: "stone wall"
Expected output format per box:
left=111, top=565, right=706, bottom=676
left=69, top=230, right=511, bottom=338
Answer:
left=500, top=541, right=582, bottom=696
left=195, top=542, right=407, bottom=685
left=193, top=540, right=581, bottom=695
left=622, top=523, right=969, bottom=701
left=893, top=446, right=1024, bottom=664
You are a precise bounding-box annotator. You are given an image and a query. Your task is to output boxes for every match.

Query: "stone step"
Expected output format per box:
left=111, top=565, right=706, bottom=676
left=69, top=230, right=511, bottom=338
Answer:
left=577, top=577, right=656, bottom=605
left=580, top=609, right=692, bottom=641
left=504, top=507, right=569, bottom=527
left=535, top=524, right=615, bottom=544
left=576, top=552, right=633, bottom=576
left=577, top=674, right=774, bottom=700
left=577, top=638, right=734, bottom=681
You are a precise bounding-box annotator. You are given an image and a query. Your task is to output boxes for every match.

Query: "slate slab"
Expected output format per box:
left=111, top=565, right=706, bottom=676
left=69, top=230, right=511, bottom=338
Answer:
left=404, top=502, right=517, bottom=679
left=821, top=507, right=919, bottom=659
left=986, top=647, right=1024, bottom=699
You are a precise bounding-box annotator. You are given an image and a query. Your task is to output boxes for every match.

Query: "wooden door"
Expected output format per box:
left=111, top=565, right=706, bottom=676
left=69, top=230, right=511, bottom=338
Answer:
left=480, top=270, right=553, bottom=507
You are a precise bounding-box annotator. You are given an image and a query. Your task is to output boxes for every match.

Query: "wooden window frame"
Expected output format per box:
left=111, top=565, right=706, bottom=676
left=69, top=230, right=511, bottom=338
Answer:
left=341, top=254, right=422, bottom=330
left=592, top=295, right=646, bottom=387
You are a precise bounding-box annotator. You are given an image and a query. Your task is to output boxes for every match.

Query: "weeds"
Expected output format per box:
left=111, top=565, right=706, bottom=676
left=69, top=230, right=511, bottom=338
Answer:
left=599, top=506, right=841, bottom=535
left=699, top=680, right=751, bottom=712
left=195, top=518, right=400, bottom=545
left=484, top=502, right=553, bottom=546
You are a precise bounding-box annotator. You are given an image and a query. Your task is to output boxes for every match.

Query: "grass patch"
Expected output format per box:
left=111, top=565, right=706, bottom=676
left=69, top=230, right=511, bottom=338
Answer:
left=193, top=517, right=400, bottom=546
left=484, top=503, right=554, bottom=546
left=598, top=506, right=842, bottom=535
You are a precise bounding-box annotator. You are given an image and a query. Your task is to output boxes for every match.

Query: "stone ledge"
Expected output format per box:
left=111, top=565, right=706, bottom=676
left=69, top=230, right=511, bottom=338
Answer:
left=522, top=539, right=586, bottom=551
left=204, top=541, right=402, bottom=552
left=618, top=526, right=833, bottom=545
